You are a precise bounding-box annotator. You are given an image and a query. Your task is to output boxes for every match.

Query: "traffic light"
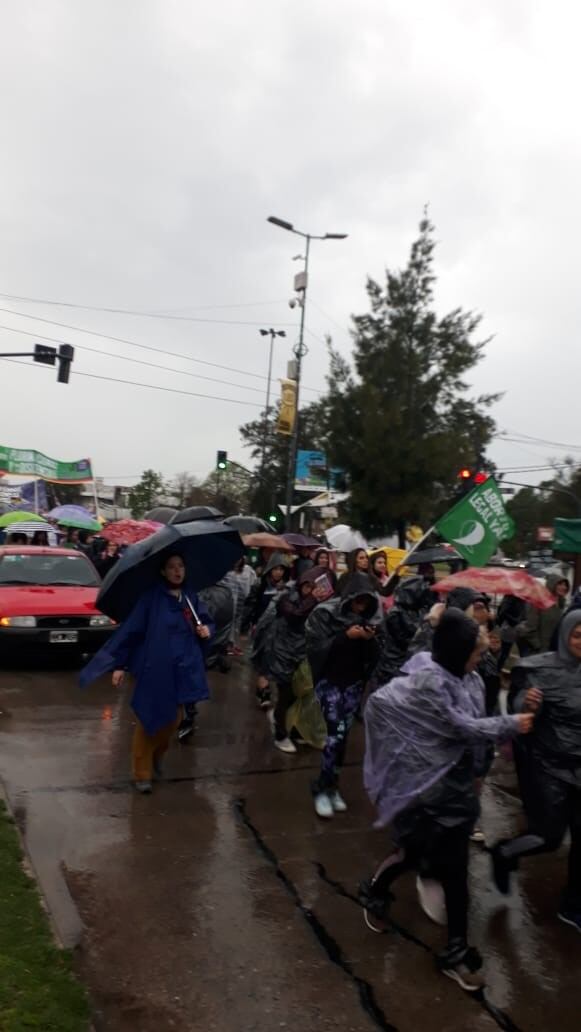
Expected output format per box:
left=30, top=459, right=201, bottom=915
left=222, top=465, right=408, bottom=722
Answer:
left=457, top=468, right=489, bottom=494
left=216, top=450, right=228, bottom=471
left=57, top=344, right=74, bottom=384
left=33, top=344, right=56, bottom=366
left=268, top=512, right=278, bottom=525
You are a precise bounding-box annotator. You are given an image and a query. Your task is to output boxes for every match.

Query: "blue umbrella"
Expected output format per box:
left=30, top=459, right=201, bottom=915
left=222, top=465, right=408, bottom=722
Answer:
left=96, top=519, right=244, bottom=622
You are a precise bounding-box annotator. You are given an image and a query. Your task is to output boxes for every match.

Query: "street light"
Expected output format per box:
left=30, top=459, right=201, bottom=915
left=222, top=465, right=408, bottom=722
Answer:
left=259, top=327, right=286, bottom=477
left=266, top=215, right=348, bottom=528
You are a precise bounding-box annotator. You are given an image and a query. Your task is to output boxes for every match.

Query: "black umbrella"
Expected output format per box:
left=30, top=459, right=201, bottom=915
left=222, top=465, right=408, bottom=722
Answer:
left=97, top=520, right=244, bottom=622
left=404, top=546, right=463, bottom=566
left=224, top=514, right=272, bottom=533
left=170, top=505, right=224, bottom=523
left=282, top=532, right=321, bottom=548
left=144, top=506, right=177, bottom=524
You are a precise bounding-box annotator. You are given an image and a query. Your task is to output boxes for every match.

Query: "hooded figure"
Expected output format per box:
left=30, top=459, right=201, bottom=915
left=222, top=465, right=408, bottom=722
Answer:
left=265, top=566, right=323, bottom=751
left=336, top=548, right=370, bottom=594
left=492, top=610, right=581, bottom=929
left=242, top=551, right=292, bottom=709
left=80, top=554, right=214, bottom=793
left=305, top=572, right=382, bottom=818
left=361, top=609, right=529, bottom=990
left=513, top=573, right=569, bottom=654
left=407, top=587, right=485, bottom=660
left=373, top=575, right=432, bottom=685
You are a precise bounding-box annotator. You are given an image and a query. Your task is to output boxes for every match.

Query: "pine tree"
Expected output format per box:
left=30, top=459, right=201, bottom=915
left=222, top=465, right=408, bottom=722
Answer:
left=323, top=215, right=498, bottom=545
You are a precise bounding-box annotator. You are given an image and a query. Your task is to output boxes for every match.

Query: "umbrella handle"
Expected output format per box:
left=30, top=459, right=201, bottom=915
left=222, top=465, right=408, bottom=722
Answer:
left=184, top=594, right=202, bottom=626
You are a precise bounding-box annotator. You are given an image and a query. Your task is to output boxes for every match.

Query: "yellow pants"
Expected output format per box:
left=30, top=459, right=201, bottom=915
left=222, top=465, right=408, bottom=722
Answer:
left=131, top=710, right=181, bottom=781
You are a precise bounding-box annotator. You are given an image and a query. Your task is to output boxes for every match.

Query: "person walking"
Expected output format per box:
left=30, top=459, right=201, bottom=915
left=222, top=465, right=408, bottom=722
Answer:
left=80, top=554, right=213, bottom=794
left=314, top=548, right=338, bottom=593
left=306, top=572, right=382, bottom=818
left=360, top=609, right=533, bottom=990
left=268, top=568, right=323, bottom=754
left=242, top=552, right=291, bottom=709
left=373, top=575, right=432, bottom=685
left=369, top=551, right=392, bottom=611
left=491, top=610, right=581, bottom=932
left=512, top=573, right=569, bottom=655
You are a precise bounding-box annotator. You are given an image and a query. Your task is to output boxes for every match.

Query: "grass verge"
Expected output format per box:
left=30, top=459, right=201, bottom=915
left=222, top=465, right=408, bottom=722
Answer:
left=0, top=802, right=90, bottom=1031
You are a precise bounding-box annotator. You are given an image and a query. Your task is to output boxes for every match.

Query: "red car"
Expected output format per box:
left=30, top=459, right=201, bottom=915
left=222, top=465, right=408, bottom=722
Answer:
left=0, top=546, right=115, bottom=654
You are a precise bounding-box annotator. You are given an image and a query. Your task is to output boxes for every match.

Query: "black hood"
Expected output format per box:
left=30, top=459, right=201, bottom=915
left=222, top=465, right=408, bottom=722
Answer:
left=446, top=587, right=483, bottom=612
left=394, top=575, right=431, bottom=611
left=432, top=608, right=480, bottom=679
left=262, top=552, right=291, bottom=580
left=340, top=571, right=380, bottom=620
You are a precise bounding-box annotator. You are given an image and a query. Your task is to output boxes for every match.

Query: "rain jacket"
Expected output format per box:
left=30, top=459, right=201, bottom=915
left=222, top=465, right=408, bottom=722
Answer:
left=514, top=573, right=568, bottom=654
left=198, top=580, right=234, bottom=666
left=80, top=582, right=214, bottom=735
left=305, top=571, right=382, bottom=686
left=509, top=612, right=581, bottom=788
left=373, top=576, right=432, bottom=685
left=364, top=614, right=519, bottom=829
left=241, top=552, right=290, bottom=632
left=260, top=568, right=322, bottom=684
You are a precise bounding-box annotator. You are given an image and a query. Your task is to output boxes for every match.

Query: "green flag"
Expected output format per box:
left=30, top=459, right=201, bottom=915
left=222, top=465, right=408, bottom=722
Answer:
left=435, top=478, right=515, bottom=566
left=554, top=518, right=581, bottom=554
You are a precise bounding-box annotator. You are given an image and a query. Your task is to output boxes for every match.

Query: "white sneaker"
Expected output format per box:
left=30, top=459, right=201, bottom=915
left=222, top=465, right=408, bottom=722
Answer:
left=274, top=736, right=297, bottom=754
left=329, top=790, right=347, bottom=813
left=314, top=792, right=334, bottom=819
left=416, top=876, right=447, bottom=926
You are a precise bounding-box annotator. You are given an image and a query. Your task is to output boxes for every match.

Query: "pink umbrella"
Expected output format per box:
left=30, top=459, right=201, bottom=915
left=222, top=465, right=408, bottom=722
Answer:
left=433, top=567, right=556, bottom=610
left=101, top=519, right=163, bottom=546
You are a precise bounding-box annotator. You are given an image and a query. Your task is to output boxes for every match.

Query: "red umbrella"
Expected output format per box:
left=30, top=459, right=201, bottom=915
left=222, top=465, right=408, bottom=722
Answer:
left=433, top=568, right=556, bottom=610
left=101, top=519, right=163, bottom=546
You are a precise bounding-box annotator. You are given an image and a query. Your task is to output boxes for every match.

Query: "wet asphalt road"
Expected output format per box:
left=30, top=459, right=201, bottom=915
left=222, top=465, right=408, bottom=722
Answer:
left=0, top=653, right=579, bottom=1032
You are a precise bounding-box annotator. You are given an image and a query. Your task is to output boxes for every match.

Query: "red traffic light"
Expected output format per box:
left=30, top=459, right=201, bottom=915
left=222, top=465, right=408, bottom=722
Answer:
left=458, top=468, right=472, bottom=480
left=473, top=471, right=489, bottom=485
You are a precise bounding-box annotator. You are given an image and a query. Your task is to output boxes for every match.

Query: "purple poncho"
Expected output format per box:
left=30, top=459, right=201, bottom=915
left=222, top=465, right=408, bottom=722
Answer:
left=363, top=654, right=519, bottom=828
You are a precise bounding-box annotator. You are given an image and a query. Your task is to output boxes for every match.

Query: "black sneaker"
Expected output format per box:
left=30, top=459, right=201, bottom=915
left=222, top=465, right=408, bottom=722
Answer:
left=437, top=942, right=485, bottom=992
left=558, top=907, right=581, bottom=933
left=256, top=687, right=272, bottom=710
left=358, top=878, right=392, bottom=920
left=177, top=717, right=195, bottom=741
left=490, top=842, right=512, bottom=895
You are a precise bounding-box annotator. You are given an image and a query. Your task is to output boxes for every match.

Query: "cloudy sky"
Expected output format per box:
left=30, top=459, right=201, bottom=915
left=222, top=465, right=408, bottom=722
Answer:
left=1, top=0, right=579, bottom=493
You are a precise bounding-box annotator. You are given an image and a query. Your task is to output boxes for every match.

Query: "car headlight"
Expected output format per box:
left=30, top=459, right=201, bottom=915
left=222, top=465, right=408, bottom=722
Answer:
left=0, top=616, right=37, bottom=628
left=89, top=615, right=116, bottom=627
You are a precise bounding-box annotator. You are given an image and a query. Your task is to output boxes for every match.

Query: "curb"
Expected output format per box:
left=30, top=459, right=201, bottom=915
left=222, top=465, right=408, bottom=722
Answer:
left=0, top=779, right=84, bottom=951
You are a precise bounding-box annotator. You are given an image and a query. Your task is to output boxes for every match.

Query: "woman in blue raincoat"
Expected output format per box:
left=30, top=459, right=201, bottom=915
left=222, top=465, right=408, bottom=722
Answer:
left=81, top=554, right=214, bottom=793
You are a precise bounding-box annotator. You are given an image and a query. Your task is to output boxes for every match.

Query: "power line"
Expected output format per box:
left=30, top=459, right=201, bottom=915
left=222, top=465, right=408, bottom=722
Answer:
left=0, top=322, right=266, bottom=396
left=498, top=429, right=581, bottom=452
left=0, top=308, right=322, bottom=396
left=0, top=293, right=295, bottom=326
left=0, top=357, right=262, bottom=408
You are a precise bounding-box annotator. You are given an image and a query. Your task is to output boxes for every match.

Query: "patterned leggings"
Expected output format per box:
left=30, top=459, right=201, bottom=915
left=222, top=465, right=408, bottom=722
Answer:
left=313, top=680, right=363, bottom=792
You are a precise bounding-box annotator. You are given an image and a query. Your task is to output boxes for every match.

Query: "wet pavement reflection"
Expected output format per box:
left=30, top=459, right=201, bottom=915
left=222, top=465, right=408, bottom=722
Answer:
left=0, top=655, right=579, bottom=1031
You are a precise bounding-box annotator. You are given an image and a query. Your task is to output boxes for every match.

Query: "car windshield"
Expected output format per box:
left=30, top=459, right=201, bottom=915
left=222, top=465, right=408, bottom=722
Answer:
left=0, top=554, right=100, bottom=588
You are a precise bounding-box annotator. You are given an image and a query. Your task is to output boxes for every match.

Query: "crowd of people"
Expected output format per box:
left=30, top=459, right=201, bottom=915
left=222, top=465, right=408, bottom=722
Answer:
left=1, top=522, right=122, bottom=578
left=67, top=532, right=581, bottom=991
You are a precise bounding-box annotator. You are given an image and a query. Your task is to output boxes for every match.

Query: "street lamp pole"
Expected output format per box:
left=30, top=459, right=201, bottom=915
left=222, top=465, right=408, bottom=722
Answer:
left=266, top=216, right=347, bottom=529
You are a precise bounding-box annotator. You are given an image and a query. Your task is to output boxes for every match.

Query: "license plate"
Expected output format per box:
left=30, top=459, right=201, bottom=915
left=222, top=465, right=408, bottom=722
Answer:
left=49, top=630, right=79, bottom=644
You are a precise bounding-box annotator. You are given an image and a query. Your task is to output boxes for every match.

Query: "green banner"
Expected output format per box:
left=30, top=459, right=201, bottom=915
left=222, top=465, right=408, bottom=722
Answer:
left=435, top=478, right=515, bottom=566
left=553, top=518, right=581, bottom=555
left=0, top=446, right=93, bottom=483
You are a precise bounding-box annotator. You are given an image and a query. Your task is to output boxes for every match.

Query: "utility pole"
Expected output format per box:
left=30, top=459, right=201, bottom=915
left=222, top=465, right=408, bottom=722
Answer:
left=266, top=216, right=347, bottom=529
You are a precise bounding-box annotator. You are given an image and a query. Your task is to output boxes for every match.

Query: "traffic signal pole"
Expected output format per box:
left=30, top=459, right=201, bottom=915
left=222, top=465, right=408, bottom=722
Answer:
left=0, top=343, right=74, bottom=383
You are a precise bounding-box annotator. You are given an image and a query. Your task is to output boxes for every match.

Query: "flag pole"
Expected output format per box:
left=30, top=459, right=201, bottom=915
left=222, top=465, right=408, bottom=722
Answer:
left=383, top=525, right=437, bottom=595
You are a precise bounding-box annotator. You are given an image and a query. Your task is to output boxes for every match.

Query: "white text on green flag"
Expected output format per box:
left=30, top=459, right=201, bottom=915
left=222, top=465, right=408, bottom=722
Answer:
left=435, top=478, right=515, bottom=566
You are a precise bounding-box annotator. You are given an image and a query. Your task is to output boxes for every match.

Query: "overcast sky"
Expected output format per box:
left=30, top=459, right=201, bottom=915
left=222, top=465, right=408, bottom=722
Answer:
left=1, top=0, right=579, bottom=493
